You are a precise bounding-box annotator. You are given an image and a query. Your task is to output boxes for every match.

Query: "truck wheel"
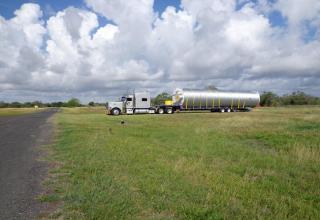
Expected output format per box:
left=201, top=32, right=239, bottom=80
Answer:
left=220, top=108, right=225, bottom=113
left=111, top=108, right=120, bottom=116
left=158, top=108, right=164, bottom=114
left=166, top=108, right=173, bottom=114
left=227, top=108, right=231, bottom=113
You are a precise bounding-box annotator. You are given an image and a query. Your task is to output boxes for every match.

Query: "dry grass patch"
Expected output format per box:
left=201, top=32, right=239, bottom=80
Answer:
left=0, top=107, right=45, bottom=116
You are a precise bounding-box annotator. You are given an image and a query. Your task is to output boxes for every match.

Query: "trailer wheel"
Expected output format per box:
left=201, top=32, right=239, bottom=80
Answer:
left=227, top=108, right=231, bottom=113
left=166, top=108, right=173, bottom=114
left=220, top=108, right=225, bottom=113
left=111, top=108, right=121, bottom=116
left=158, top=108, right=164, bottom=114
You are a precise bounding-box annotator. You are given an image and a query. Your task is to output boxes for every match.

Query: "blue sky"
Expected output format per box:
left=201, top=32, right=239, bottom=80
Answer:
left=2, top=0, right=314, bottom=45
left=0, top=0, right=285, bottom=25
left=0, top=0, right=181, bottom=18
left=0, top=0, right=295, bottom=37
left=0, top=0, right=183, bottom=34
left=2, top=0, right=305, bottom=41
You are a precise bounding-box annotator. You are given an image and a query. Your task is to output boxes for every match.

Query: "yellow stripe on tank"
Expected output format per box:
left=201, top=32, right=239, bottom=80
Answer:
left=192, top=96, right=195, bottom=110
left=206, top=96, right=208, bottom=109
left=186, top=97, right=188, bottom=109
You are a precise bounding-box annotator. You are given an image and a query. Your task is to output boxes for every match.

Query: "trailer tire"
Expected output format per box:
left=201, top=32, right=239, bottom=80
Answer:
left=227, top=108, right=231, bottom=113
left=166, top=108, right=173, bottom=114
left=220, top=108, right=225, bottom=113
left=111, top=108, right=121, bottom=116
left=158, top=108, right=164, bottom=114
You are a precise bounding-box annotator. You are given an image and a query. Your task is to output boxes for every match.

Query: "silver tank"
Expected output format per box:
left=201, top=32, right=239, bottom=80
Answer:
left=172, top=88, right=260, bottom=109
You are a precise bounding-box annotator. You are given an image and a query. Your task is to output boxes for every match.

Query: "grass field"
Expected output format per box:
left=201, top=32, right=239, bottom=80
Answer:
left=44, top=106, right=320, bottom=219
left=0, top=108, right=45, bottom=116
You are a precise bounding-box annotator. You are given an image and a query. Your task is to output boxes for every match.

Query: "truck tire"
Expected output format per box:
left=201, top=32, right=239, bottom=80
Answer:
left=166, top=108, right=173, bottom=114
left=220, top=108, right=225, bottom=113
left=158, top=108, right=164, bottom=114
left=227, top=108, right=231, bottom=113
left=111, top=108, right=121, bottom=116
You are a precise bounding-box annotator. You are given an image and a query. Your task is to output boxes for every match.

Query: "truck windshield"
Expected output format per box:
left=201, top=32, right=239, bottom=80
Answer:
left=127, top=98, right=132, bottom=101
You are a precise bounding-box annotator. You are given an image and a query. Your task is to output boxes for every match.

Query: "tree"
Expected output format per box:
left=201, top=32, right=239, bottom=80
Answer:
left=206, top=85, right=218, bottom=90
left=281, top=91, right=319, bottom=105
left=65, top=98, right=81, bottom=107
left=0, top=101, right=8, bottom=108
left=51, top=102, right=64, bottom=107
left=152, top=92, right=171, bottom=105
left=88, top=101, right=95, bottom=107
left=10, top=102, right=22, bottom=108
left=260, top=92, right=280, bottom=106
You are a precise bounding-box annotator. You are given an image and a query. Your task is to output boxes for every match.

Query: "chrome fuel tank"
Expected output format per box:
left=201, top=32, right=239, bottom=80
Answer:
left=173, top=88, right=260, bottom=109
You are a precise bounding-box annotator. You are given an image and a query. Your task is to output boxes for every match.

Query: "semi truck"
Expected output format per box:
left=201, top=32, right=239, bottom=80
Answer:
left=106, top=88, right=260, bottom=115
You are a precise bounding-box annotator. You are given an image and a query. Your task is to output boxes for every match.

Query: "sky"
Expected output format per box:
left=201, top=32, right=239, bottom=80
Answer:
left=0, top=0, right=319, bottom=103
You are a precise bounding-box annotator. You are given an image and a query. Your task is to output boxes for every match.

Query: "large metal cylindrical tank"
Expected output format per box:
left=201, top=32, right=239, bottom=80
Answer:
left=172, top=88, right=260, bottom=109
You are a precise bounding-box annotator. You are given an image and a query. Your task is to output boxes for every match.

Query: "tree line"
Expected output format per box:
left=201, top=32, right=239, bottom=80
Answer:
left=0, top=98, right=105, bottom=108
left=1, top=91, right=319, bottom=108
left=260, top=91, right=320, bottom=106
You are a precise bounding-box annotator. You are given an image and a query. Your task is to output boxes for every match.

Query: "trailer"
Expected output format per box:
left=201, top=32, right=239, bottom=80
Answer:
left=106, top=88, right=260, bottom=115
left=171, top=88, right=260, bottom=113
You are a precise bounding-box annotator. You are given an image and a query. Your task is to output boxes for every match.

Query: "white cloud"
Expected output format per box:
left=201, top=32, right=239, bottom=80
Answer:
left=275, top=0, right=320, bottom=25
left=11, top=3, right=46, bottom=48
left=0, top=1, right=320, bottom=102
left=0, top=3, right=46, bottom=88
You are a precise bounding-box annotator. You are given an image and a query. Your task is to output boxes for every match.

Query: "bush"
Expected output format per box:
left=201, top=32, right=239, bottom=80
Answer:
left=259, top=92, right=280, bottom=106
left=10, top=102, right=22, bottom=108
left=151, top=92, right=171, bottom=105
left=65, top=98, right=81, bottom=107
left=260, top=91, right=320, bottom=106
left=281, top=91, right=320, bottom=105
left=0, top=101, right=9, bottom=108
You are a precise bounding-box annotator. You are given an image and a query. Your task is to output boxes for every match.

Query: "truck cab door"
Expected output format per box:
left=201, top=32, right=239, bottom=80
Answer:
left=125, top=95, right=134, bottom=109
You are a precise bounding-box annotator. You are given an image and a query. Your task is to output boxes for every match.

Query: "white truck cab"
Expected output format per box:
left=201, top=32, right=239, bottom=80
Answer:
left=106, top=92, right=156, bottom=115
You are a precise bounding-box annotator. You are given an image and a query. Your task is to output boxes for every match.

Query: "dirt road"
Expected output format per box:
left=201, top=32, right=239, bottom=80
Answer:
left=0, top=109, right=57, bottom=219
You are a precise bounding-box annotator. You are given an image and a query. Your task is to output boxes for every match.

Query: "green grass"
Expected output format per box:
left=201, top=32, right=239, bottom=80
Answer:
left=47, top=106, right=320, bottom=219
left=0, top=108, right=45, bottom=116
